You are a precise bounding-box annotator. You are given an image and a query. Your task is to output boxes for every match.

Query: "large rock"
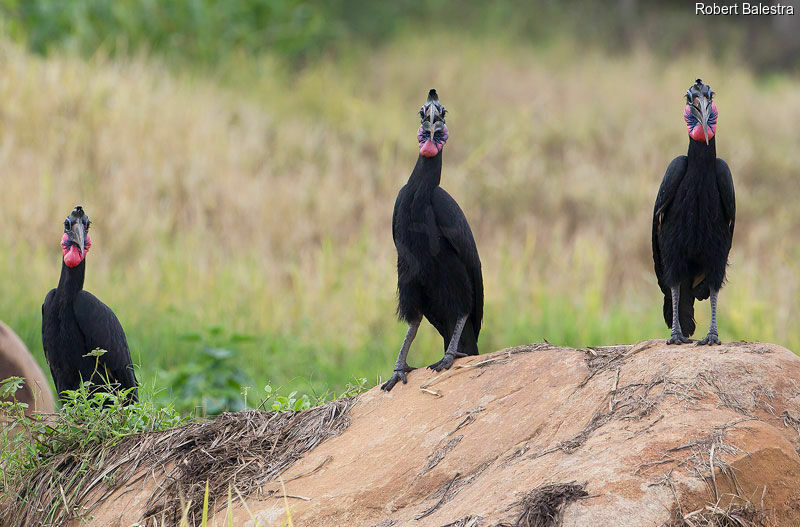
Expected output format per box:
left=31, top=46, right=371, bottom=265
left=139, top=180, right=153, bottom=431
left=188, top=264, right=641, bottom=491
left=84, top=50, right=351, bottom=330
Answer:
left=88, top=341, right=800, bottom=526
left=0, top=320, right=55, bottom=415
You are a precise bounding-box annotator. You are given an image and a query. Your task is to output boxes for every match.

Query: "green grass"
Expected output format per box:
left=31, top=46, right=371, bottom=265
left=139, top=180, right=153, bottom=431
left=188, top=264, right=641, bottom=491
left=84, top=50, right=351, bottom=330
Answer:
left=1, top=33, right=798, bottom=412
left=0, top=374, right=183, bottom=523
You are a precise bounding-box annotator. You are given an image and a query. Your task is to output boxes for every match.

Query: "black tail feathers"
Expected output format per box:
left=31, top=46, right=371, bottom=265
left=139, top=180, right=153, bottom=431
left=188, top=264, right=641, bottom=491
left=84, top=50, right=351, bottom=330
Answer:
left=458, top=318, right=479, bottom=356
left=662, top=280, right=696, bottom=337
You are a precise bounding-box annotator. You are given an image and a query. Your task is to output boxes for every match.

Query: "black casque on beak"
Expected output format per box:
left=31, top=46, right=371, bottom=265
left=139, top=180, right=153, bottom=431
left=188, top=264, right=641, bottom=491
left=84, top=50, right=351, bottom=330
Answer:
left=420, top=89, right=446, bottom=139
left=686, top=79, right=714, bottom=145
left=65, top=206, right=90, bottom=256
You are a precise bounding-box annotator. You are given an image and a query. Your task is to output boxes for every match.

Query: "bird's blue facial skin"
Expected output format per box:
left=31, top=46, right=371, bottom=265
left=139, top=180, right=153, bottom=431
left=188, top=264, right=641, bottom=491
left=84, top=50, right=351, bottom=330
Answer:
left=417, top=103, right=449, bottom=157
left=684, top=101, right=718, bottom=142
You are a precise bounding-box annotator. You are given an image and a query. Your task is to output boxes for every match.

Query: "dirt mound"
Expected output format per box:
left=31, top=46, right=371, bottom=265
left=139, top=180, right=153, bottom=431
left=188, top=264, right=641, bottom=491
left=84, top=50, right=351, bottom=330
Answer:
left=17, top=341, right=800, bottom=526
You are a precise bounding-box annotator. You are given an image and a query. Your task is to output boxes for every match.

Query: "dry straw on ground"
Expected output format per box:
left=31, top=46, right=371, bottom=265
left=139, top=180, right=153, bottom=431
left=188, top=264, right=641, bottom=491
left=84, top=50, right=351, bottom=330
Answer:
left=497, top=482, right=589, bottom=527
left=1, top=398, right=356, bottom=526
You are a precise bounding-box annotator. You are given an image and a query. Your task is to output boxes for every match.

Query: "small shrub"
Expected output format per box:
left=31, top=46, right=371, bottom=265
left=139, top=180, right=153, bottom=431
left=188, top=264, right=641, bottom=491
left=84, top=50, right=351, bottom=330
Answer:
left=0, top=376, right=183, bottom=495
left=157, top=328, right=255, bottom=415
left=261, top=375, right=366, bottom=412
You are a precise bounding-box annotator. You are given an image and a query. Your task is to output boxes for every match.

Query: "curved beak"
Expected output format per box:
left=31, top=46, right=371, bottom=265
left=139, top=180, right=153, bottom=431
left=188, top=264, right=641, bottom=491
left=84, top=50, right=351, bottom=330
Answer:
left=67, top=221, right=86, bottom=256
left=692, top=95, right=712, bottom=145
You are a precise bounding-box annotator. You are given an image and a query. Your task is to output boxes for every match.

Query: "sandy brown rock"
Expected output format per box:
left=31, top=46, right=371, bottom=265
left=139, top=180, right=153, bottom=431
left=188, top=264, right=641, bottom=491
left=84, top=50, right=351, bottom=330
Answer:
left=84, top=341, right=800, bottom=526
left=0, top=320, right=55, bottom=415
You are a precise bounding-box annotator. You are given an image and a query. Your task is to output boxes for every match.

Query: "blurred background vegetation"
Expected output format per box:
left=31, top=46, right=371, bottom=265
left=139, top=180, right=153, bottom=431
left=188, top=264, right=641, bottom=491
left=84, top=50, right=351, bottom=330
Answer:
left=0, top=1, right=798, bottom=414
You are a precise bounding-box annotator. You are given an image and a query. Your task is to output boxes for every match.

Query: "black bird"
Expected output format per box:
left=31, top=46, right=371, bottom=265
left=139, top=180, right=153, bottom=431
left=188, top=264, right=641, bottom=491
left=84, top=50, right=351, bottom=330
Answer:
left=381, top=89, right=483, bottom=391
left=652, top=79, right=735, bottom=345
left=42, top=206, right=139, bottom=401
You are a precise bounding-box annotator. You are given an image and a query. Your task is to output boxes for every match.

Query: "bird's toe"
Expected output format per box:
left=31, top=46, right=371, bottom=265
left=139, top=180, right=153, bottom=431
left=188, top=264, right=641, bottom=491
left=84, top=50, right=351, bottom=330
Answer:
left=380, top=374, right=401, bottom=392
left=427, top=360, right=444, bottom=371
left=428, top=353, right=459, bottom=371
left=696, top=333, right=721, bottom=346
left=381, top=366, right=415, bottom=391
left=667, top=333, right=691, bottom=345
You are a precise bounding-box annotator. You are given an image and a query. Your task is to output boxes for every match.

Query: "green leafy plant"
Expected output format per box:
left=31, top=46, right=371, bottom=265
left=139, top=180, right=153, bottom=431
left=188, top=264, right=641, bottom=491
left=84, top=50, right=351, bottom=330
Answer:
left=260, top=375, right=367, bottom=412
left=263, top=384, right=311, bottom=412
left=0, top=372, right=184, bottom=526
left=157, top=327, right=255, bottom=416
left=0, top=376, right=28, bottom=416
left=2, top=378, right=182, bottom=468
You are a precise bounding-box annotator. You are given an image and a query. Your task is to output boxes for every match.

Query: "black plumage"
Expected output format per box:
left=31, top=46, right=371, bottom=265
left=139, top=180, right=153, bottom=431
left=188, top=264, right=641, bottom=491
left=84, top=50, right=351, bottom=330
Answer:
left=381, top=90, right=483, bottom=391
left=42, top=206, right=139, bottom=402
left=652, top=79, right=735, bottom=345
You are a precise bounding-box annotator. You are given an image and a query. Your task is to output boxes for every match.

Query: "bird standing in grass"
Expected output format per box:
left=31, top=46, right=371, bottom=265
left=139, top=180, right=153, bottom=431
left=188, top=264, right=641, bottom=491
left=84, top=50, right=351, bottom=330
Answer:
left=381, top=89, right=483, bottom=391
left=42, top=206, right=139, bottom=401
left=652, top=79, right=735, bottom=345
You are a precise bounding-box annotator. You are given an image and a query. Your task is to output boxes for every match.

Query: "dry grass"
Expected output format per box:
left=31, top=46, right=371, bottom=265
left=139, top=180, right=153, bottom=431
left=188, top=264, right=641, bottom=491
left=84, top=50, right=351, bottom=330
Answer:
left=1, top=34, right=799, bottom=394
left=668, top=499, right=770, bottom=527
left=142, top=400, right=355, bottom=523
left=498, top=482, right=589, bottom=527
left=1, top=398, right=355, bottom=526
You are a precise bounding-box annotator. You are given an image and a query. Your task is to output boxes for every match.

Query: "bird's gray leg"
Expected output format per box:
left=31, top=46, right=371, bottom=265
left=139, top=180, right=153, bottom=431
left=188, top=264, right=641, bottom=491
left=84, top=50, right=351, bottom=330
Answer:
left=429, top=315, right=469, bottom=371
left=697, top=289, right=721, bottom=345
left=667, top=286, right=691, bottom=345
left=381, top=318, right=421, bottom=391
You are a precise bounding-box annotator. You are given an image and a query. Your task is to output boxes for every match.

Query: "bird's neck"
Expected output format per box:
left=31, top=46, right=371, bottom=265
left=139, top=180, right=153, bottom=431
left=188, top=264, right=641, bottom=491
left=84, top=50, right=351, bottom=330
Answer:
left=407, top=152, right=442, bottom=193
left=56, top=260, right=85, bottom=302
left=687, top=136, right=717, bottom=174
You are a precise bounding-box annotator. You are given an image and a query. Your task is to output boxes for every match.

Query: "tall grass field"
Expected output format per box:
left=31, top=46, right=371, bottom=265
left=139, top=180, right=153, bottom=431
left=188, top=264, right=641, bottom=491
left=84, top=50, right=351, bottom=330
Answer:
left=1, top=31, right=798, bottom=408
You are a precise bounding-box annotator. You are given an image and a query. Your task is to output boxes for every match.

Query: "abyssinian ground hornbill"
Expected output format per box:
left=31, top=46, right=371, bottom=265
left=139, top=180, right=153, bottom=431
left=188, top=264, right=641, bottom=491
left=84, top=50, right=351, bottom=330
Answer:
left=652, top=79, right=735, bottom=345
left=381, top=89, right=483, bottom=391
left=42, top=206, right=139, bottom=401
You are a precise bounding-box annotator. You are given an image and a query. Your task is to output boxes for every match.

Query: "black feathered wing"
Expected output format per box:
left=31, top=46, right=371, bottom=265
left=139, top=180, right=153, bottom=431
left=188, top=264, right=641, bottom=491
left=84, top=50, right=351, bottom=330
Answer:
left=652, top=155, right=688, bottom=294
left=715, top=158, right=735, bottom=238
left=652, top=155, right=696, bottom=335
left=41, top=289, right=65, bottom=394
left=73, top=291, right=139, bottom=400
left=431, top=187, right=483, bottom=339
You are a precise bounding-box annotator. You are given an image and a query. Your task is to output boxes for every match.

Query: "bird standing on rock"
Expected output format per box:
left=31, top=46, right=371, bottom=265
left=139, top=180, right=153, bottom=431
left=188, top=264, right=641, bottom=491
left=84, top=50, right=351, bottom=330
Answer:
left=652, top=79, right=735, bottom=345
left=381, top=89, right=484, bottom=391
left=42, top=206, right=139, bottom=402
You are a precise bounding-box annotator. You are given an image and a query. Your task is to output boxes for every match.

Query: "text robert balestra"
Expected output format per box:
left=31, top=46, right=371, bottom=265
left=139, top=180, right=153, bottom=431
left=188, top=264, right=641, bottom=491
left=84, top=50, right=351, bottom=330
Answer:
left=696, top=3, right=795, bottom=15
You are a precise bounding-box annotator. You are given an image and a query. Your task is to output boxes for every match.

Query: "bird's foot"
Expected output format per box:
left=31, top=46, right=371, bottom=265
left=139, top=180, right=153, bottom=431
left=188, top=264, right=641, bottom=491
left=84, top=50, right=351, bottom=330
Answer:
left=667, top=332, right=691, bottom=345
left=696, top=332, right=721, bottom=346
left=380, top=365, right=416, bottom=392
left=428, top=351, right=466, bottom=372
